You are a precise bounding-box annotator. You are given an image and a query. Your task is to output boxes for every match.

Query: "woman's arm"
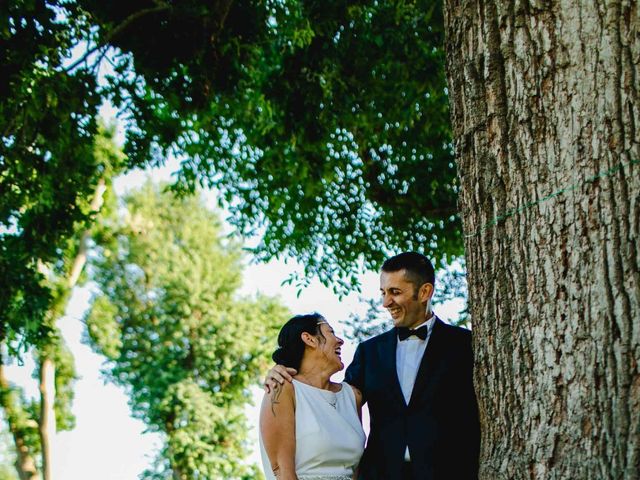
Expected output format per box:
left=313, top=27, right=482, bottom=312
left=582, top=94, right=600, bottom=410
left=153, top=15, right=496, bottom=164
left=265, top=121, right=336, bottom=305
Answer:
left=352, top=464, right=360, bottom=480
left=347, top=383, right=363, bottom=480
left=259, top=380, right=297, bottom=480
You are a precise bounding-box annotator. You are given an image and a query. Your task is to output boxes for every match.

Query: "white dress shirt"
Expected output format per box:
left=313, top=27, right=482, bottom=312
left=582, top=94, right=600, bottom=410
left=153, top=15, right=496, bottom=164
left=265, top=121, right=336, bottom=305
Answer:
left=396, top=313, right=436, bottom=461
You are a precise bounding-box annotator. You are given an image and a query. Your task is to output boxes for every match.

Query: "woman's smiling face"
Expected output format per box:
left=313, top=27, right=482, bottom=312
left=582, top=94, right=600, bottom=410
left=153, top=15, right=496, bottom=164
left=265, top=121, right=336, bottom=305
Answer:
left=317, top=321, right=345, bottom=371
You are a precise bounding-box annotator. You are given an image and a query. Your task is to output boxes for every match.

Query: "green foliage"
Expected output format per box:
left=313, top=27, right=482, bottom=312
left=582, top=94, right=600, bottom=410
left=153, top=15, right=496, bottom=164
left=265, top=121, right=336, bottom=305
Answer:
left=0, top=424, right=18, bottom=480
left=0, top=464, right=17, bottom=480
left=0, top=385, right=41, bottom=462
left=86, top=183, right=288, bottom=478
left=0, top=122, right=122, bottom=477
left=3, top=0, right=458, bottom=348
left=80, top=0, right=459, bottom=291
left=0, top=467, right=17, bottom=480
left=0, top=0, right=104, bottom=346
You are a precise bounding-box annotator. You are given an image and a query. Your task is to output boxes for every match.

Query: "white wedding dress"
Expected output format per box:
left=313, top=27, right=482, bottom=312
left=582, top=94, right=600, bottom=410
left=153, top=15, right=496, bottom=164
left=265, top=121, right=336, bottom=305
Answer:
left=260, top=379, right=365, bottom=480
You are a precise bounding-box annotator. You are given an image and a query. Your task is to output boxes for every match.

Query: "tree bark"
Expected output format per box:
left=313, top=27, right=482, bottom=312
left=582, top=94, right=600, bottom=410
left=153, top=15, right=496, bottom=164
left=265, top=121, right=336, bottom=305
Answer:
left=38, top=358, right=55, bottom=480
left=0, top=361, right=40, bottom=480
left=444, top=1, right=639, bottom=479
left=67, top=179, right=107, bottom=288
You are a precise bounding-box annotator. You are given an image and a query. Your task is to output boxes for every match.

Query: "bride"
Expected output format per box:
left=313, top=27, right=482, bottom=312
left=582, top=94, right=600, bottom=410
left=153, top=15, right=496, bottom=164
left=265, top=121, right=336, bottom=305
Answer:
left=259, top=313, right=365, bottom=480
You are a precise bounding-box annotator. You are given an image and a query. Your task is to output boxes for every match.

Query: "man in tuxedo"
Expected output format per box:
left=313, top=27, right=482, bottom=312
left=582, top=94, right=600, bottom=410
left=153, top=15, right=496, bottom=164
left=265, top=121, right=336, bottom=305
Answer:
left=267, top=252, right=480, bottom=479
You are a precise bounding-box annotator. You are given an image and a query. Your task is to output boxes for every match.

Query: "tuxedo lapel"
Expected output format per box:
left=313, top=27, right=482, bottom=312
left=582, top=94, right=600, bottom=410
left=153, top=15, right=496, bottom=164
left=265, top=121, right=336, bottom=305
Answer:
left=408, top=317, right=447, bottom=407
left=376, top=329, right=406, bottom=407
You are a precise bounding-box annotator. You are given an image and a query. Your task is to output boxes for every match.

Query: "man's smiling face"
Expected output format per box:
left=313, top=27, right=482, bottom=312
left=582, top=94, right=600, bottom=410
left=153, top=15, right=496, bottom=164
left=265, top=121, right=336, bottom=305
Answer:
left=380, top=269, right=433, bottom=329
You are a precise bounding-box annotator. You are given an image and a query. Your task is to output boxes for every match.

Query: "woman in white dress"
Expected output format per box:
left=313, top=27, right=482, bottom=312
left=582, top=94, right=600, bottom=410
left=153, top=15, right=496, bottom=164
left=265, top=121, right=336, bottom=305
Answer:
left=259, top=313, right=366, bottom=480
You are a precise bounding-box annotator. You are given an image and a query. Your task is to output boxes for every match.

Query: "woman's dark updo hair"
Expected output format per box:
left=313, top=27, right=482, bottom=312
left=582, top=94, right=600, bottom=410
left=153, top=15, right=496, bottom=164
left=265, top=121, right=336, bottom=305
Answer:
left=272, top=313, right=326, bottom=370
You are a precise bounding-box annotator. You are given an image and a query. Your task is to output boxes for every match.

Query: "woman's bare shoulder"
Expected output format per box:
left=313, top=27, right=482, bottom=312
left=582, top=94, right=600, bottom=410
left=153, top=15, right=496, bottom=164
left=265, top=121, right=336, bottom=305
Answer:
left=264, top=379, right=295, bottom=412
left=261, top=381, right=296, bottom=418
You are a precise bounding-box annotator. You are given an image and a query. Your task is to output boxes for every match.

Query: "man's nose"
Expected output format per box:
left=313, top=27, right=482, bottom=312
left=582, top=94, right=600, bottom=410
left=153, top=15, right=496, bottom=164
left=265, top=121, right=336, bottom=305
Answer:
left=382, top=294, right=393, bottom=308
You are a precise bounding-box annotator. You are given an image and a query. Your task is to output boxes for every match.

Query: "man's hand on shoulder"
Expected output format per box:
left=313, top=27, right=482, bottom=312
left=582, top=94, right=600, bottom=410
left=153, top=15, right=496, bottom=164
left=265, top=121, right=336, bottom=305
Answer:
left=263, top=365, right=297, bottom=394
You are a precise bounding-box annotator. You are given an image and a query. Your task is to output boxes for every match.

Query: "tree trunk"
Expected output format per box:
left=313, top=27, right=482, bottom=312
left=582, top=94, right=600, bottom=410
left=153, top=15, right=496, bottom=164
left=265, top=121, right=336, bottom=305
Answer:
left=444, top=1, right=639, bottom=479
left=0, top=362, right=40, bottom=480
left=37, top=177, right=106, bottom=480
left=38, top=358, right=55, bottom=480
left=67, top=179, right=107, bottom=288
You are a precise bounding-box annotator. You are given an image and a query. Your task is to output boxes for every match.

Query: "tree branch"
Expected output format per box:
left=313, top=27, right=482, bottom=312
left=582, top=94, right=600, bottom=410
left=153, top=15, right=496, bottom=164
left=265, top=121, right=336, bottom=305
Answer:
left=67, top=178, right=107, bottom=287
left=65, top=2, right=172, bottom=73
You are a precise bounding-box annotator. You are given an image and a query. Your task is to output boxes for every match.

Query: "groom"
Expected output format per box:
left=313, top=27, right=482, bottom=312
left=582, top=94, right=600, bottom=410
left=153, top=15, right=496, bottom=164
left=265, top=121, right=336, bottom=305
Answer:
left=269, top=252, right=479, bottom=479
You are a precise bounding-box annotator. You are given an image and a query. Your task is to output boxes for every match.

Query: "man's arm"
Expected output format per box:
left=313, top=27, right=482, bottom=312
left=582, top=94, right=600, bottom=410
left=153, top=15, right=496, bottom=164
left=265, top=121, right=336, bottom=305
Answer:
left=259, top=381, right=298, bottom=479
left=458, top=332, right=480, bottom=478
left=345, top=343, right=366, bottom=403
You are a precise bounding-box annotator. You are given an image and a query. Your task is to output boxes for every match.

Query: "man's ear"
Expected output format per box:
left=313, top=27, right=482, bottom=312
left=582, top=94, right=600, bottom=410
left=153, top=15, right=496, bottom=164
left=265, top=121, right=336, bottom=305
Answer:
left=419, top=283, right=434, bottom=304
left=300, top=332, right=317, bottom=348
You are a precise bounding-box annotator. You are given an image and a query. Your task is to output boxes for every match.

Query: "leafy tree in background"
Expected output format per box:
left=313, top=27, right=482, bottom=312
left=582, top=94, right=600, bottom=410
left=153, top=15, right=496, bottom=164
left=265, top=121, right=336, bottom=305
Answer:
left=0, top=124, right=125, bottom=480
left=85, top=183, right=288, bottom=479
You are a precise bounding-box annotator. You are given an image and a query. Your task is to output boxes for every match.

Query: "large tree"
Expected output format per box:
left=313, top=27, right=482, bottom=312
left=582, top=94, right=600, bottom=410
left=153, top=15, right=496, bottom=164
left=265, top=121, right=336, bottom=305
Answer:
left=85, top=183, right=288, bottom=479
left=2, top=3, right=464, bottom=395
left=444, top=1, right=639, bottom=478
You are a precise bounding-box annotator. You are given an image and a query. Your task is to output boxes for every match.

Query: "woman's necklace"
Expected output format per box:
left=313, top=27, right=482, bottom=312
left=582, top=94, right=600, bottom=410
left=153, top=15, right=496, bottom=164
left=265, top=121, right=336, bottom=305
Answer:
left=296, top=375, right=338, bottom=408
left=322, top=387, right=338, bottom=409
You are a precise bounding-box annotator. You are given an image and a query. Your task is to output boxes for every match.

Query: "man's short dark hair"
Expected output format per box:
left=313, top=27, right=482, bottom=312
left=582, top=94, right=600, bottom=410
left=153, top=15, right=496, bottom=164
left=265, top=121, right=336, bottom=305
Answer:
left=382, top=252, right=435, bottom=289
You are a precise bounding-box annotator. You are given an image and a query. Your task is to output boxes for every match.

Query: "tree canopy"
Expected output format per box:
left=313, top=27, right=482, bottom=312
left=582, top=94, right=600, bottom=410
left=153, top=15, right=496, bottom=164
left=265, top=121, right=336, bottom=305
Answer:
left=89, top=0, right=459, bottom=289
left=2, top=1, right=457, bottom=348
left=1, top=0, right=99, bottom=346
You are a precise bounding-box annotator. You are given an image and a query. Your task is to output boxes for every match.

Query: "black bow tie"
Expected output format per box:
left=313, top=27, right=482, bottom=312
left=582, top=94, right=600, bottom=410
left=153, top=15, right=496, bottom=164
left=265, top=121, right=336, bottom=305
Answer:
left=397, top=324, right=429, bottom=341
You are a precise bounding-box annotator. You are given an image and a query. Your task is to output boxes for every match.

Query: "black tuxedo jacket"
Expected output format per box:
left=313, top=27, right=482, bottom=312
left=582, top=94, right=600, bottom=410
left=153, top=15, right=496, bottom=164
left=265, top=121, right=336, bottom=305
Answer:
left=345, top=317, right=479, bottom=480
